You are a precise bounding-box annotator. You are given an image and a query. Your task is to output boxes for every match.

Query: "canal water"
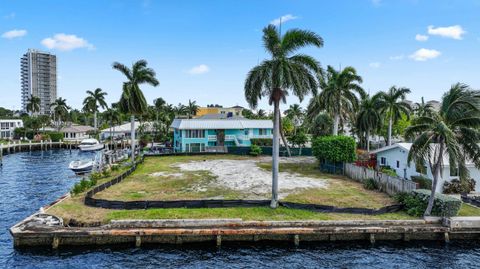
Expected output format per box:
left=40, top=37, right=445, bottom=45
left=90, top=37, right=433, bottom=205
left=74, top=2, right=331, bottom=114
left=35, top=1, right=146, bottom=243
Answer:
left=1, top=150, right=480, bottom=268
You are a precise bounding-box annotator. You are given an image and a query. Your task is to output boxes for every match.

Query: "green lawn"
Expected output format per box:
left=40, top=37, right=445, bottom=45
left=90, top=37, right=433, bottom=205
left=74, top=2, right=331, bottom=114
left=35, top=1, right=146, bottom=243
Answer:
left=46, top=154, right=480, bottom=225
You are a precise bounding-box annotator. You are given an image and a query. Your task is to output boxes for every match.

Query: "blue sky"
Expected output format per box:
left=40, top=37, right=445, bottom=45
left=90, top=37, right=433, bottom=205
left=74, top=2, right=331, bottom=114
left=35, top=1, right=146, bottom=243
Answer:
left=1, top=0, right=480, bottom=112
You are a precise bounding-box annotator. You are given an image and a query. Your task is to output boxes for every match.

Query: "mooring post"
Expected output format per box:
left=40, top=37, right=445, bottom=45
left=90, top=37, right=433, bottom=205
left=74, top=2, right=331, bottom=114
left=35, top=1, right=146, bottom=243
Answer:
left=135, top=236, right=142, bottom=247
left=294, top=234, right=300, bottom=247
left=444, top=232, right=450, bottom=243
left=29, top=140, right=31, bottom=151
left=7, top=142, right=10, bottom=154
left=0, top=144, right=3, bottom=166
left=369, top=234, right=375, bottom=244
left=216, top=235, right=222, bottom=247
left=52, top=236, right=60, bottom=249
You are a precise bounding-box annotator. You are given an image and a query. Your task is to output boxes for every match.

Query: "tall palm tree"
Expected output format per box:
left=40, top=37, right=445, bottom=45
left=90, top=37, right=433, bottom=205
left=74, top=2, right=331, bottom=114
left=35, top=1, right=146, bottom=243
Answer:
left=256, top=109, right=267, bottom=119
left=103, top=108, right=122, bottom=147
left=376, top=86, right=412, bottom=146
left=50, top=97, right=70, bottom=129
left=83, top=88, right=108, bottom=131
left=112, top=60, right=159, bottom=162
left=284, top=104, right=304, bottom=133
left=308, top=65, right=365, bottom=136
left=26, top=95, right=41, bottom=116
left=244, top=24, right=323, bottom=208
left=187, top=99, right=199, bottom=119
left=414, top=97, right=434, bottom=117
left=173, top=103, right=188, bottom=117
left=406, top=83, right=480, bottom=216
left=356, top=94, right=382, bottom=151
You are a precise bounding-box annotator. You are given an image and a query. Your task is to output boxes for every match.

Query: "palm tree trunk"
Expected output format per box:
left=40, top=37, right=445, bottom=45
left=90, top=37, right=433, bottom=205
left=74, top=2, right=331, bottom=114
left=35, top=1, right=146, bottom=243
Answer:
left=333, top=114, right=340, bottom=136
left=425, top=164, right=440, bottom=216
left=387, top=116, right=393, bottom=146
left=366, top=129, right=370, bottom=152
left=278, top=114, right=291, bottom=157
left=130, top=115, right=135, bottom=163
left=424, top=144, right=444, bottom=216
left=94, top=111, right=98, bottom=132
left=271, top=99, right=280, bottom=209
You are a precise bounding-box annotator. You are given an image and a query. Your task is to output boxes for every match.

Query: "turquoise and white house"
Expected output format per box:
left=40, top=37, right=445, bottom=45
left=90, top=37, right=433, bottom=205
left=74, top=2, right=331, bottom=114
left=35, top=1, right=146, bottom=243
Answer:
left=171, top=118, right=273, bottom=152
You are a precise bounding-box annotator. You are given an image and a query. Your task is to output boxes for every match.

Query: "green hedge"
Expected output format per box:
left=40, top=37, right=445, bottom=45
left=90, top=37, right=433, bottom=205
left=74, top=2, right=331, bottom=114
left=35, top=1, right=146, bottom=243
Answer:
left=411, top=175, right=432, bottom=189
left=396, top=189, right=461, bottom=217
left=250, top=138, right=272, bottom=146
left=443, top=178, right=476, bottom=194
left=312, top=135, right=356, bottom=163
left=45, top=131, right=63, bottom=142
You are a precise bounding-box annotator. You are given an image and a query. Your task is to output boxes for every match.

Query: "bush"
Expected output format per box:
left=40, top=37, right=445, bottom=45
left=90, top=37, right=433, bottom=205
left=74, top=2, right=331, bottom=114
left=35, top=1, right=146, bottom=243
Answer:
left=443, top=178, right=476, bottom=194
left=397, top=189, right=461, bottom=217
left=312, top=135, right=356, bottom=163
left=411, top=175, right=432, bottom=189
left=251, top=138, right=272, bottom=147
left=45, top=131, right=63, bottom=142
left=363, top=178, right=378, bottom=190
left=380, top=166, right=398, bottom=177
left=249, top=144, right=262, bottom=156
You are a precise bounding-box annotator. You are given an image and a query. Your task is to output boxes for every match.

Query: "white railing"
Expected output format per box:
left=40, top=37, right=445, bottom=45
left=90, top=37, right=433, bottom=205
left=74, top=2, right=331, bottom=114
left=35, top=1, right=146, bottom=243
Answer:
left=207, top=135, right=217, bottom=141
left=225, top=135, right=236, bottom=141
left=249, top=135, right=273, bottom=139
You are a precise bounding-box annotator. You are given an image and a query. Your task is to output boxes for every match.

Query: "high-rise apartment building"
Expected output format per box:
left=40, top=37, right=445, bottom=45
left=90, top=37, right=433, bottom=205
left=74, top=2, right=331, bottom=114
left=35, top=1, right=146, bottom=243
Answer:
left=21, top=49, right=57, bottom=114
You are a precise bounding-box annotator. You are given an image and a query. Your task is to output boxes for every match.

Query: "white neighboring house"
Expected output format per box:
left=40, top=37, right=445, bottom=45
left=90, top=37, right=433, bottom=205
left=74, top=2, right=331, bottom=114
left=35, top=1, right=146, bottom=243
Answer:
left=60, top=124, right=94, bottom=142
left=0, top=119, right=23, bottom=139
left=372, top=143, right=480, bottom=193
left=100, top=121, right=154, bottom=140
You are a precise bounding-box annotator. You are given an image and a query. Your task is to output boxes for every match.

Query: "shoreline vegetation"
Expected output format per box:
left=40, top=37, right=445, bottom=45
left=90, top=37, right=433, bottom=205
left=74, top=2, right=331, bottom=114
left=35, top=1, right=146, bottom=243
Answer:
left=46, top=155, right=480, bottom=225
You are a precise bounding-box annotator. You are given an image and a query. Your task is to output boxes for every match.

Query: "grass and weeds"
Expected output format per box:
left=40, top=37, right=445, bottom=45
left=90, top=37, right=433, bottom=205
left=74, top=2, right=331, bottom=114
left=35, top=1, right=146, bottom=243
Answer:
left=46, top=154, right=480, bottom=225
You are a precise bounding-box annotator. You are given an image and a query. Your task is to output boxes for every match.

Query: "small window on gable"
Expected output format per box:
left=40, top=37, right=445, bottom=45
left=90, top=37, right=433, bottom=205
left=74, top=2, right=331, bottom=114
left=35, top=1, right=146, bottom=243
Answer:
left=396, top=161, right=400, bottom=168
left=380, top=157, right=386, bottom=165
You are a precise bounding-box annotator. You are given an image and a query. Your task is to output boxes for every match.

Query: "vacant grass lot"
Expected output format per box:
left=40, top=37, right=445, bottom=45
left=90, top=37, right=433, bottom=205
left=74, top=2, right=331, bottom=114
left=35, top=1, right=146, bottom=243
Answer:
left=47, top=154, right=480, bottom=225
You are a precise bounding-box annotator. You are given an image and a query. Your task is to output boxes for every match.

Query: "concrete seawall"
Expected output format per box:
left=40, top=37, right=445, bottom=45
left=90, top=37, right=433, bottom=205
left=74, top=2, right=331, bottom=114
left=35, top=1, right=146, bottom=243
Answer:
left=10, top=216, right=480, bottom=249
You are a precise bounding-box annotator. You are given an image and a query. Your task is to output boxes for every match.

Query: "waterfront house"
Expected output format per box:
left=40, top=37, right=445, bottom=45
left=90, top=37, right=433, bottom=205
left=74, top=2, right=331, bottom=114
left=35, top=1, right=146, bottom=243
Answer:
left=0, top=119, right=23, bottom=139
left=59, top=124, right=94, bottom=141
left=100, top=121, right=154, bottom=140
left=171, top=117, right=273, bottom=152
left=372, top=143, right=480, bottom=192
left=195, top=105, right=244, bottom=118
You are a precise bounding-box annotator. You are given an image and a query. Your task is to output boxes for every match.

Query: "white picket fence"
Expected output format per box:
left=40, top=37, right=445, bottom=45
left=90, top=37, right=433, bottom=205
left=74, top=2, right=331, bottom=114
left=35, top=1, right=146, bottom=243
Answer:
left=344, top=163, right=417, bottom=195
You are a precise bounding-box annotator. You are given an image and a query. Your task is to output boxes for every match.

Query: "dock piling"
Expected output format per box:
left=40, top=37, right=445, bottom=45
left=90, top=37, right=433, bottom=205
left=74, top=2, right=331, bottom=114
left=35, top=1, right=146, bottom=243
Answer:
left=294, top=234, right=300, bottom=247
left=369, top=234, right=375, bottom=244
left=216, top=235, right=222, bottom=248
left=135, top=236, right=142, bottom=247
left=444, top=232, right=450, bottom=243
left=52, top=236, right=60, bottom=249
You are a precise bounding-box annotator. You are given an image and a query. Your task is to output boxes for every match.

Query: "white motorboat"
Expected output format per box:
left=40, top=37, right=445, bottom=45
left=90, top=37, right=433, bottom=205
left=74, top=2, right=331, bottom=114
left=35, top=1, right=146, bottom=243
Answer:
left=78, top=139, right=104, bottom=152
left=69, top=160, right=94, bottom=174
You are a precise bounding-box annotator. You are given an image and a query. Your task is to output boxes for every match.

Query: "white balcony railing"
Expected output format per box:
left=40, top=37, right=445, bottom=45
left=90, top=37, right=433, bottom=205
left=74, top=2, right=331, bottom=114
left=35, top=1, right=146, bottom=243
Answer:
left=208, top=135, right=217, bottom=141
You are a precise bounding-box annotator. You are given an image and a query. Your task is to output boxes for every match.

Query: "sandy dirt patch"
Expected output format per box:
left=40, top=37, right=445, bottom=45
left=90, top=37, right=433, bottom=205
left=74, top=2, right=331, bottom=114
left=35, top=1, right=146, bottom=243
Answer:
left=150, top=172, right=184, bottom=177
left=174, top=158, right=326, bottom=198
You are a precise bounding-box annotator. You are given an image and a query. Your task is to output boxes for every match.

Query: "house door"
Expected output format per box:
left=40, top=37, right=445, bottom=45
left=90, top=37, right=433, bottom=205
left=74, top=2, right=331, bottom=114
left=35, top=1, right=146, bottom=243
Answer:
left=217, top=129, right=225, bottom=146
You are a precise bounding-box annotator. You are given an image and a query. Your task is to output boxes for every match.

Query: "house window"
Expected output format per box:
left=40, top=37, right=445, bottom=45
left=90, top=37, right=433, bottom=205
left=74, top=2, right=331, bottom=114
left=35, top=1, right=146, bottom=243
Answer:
left=244, top=129, right=249, bottom=136
left=450, top=166, right=459, bottom=177
left=259, top=129, right=268, bottom=135
left=380, top=157, right=386, bottom=165
left=185, top=130, right=205, bottom=138
left=396, top=161, right=400, bottom=168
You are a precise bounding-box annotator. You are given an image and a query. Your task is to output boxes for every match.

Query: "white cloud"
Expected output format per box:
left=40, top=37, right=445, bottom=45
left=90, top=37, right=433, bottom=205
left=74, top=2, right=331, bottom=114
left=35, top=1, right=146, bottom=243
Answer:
left=1, top=29, right=27, bottom=39
left=427, top=25, right=465, bottom=40
left=188, top=64, right=210, bottom=75
left=41, top=33, right=94, bottom=51
left=389, top=55, right=404, bottom=60
left=270, top=14, right=298, bottom=26
left=409, top=48, right=441, bottom=61
left=369, top=62, right=381, bottom=68
left=415, top=34, right=429, bottom=42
